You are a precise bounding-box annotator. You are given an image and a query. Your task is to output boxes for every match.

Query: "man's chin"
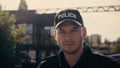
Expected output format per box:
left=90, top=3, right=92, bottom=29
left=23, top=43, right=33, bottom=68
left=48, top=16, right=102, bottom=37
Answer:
left=63, top=49, right=78, bottom=55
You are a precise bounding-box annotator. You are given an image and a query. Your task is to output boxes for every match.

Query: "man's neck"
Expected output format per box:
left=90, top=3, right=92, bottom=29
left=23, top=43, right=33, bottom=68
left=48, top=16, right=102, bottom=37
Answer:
left=64, top=46, right=84, bottom=68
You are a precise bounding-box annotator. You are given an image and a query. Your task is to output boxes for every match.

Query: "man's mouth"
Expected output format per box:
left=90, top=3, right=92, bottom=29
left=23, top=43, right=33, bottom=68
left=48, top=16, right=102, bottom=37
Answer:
left=63, top=42, right=75, bottom=46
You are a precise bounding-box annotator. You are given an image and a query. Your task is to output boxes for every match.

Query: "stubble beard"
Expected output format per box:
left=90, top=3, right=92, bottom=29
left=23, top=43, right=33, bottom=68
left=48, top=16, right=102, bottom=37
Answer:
left=61, top=43, right=82, bottom=55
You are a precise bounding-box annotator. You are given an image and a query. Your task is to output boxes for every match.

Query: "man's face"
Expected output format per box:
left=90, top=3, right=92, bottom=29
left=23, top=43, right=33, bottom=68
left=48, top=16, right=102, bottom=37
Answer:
left=54, top=21, right=86, bottom=55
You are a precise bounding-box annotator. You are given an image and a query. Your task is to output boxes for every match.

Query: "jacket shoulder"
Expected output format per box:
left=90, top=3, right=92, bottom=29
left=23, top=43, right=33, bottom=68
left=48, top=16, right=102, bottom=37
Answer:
left=92, top=53, right=120, bottom=66
left=37, top=55, right=59, bottom=68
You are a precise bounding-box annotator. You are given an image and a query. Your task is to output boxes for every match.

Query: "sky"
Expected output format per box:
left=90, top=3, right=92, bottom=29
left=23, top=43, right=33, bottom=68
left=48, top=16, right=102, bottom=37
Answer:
left=0, top=0, right=120, bottom=42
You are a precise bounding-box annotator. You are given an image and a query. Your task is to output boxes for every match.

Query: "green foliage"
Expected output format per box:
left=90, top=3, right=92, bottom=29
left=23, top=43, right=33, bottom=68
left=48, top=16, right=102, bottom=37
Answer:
left=13, top=24, right=28, bottom=45
left=114, top=38, right=120, bottom=53
left=110, top=38, right=120, bottom=54
left=0, top=9, right=27, bottom=68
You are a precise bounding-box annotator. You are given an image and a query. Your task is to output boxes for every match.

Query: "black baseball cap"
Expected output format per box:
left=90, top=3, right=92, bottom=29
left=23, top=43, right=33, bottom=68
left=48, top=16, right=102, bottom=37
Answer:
left=54, top=9, right=84, bottom=28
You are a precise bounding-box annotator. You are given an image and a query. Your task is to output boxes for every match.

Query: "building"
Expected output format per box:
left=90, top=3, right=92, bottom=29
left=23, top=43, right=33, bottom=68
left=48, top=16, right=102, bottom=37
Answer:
left=86, top=34, right=102, bottom=47
left=3, top=0, right=59, bottom=66
left=90, top=34, right=101, bottom=44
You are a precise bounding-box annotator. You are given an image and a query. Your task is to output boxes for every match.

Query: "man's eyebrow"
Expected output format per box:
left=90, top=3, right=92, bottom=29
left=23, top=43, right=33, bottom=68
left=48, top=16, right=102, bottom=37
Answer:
left=72, top=26, right=81, bottom=29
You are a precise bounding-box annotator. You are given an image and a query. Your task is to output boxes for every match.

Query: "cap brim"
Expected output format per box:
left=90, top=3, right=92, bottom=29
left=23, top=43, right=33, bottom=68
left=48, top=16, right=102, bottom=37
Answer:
left=55, top=19, right=82, bottom=28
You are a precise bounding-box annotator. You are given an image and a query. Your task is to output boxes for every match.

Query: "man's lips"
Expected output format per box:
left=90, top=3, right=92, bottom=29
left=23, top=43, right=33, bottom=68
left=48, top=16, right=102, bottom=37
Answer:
left=63, top=42, right=75, bottom=46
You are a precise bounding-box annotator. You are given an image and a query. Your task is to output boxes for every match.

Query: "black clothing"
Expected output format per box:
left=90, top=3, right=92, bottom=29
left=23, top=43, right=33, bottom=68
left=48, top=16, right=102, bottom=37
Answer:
left=37, top=43, right=120, bottom=68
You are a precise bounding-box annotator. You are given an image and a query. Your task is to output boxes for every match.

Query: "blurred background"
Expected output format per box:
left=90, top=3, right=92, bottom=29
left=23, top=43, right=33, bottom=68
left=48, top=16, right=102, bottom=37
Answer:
left=0, top=0, right=120, bottom=68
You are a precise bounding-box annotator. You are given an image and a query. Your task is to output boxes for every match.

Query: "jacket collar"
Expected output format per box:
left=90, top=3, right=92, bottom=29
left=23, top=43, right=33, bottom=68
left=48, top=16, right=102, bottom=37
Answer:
left=58, top=43, right=93, bottom=68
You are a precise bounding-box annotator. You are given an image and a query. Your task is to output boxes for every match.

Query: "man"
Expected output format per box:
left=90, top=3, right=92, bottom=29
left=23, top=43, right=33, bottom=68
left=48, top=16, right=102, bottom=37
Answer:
left=37, top=9, right=120, bottom=68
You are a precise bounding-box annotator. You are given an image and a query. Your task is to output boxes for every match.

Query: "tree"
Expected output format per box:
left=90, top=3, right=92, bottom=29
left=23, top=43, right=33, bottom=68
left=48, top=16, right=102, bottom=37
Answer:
left=114, top=38, right=120, bottom=53
left=108, top=38, right=120, bottom=54
left=0, top=8, right=27, bottom=68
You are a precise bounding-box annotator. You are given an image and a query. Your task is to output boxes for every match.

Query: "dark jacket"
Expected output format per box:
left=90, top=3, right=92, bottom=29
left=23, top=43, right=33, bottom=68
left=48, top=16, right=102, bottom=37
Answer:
left=37, top=43, right=120, bottom=68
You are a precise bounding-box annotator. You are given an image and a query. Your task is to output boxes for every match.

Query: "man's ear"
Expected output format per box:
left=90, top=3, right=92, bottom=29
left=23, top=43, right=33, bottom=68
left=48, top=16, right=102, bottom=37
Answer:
left=83, top=27, right=87, bottom=38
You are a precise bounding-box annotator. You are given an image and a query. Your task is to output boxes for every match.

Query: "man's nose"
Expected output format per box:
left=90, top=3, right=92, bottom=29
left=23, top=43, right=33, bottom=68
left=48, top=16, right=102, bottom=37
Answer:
left=64, top=32, right=72, bottom=39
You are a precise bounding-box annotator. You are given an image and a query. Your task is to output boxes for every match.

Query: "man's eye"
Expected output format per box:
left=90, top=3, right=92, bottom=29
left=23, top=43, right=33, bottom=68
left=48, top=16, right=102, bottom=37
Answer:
left=71, top=29, right=78, bottom=32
